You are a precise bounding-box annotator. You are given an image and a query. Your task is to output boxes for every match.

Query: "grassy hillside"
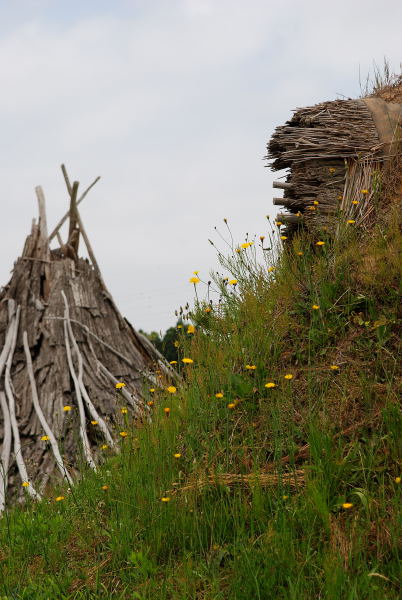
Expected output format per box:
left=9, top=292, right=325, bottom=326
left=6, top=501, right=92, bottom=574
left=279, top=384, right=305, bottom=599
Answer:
left=0, top=168, right=401, bottom=597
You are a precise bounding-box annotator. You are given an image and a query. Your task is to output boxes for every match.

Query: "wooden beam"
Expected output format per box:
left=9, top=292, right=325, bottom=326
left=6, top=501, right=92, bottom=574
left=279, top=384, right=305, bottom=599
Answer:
left=273, top=197, right=300, bottom=207
left=67, top=181, right=80, bottom=254
left=48, top=173, right=100, bottom=242
left=276, top=213, right=303, bottom=225
left=273, top=181, right=292, bottom=190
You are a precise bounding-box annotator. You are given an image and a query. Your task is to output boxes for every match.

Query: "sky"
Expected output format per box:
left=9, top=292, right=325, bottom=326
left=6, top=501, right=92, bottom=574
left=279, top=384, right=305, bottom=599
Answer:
left=0, top=0, right=401, bottom=334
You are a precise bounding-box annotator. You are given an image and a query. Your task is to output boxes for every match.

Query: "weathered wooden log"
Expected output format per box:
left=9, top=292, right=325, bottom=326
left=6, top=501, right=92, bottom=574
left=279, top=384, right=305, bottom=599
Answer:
left=276, top=213, right=303, bottom=225
left=273, top=181, right=292, bottom=189
left=273, top=198, right=300, bottom=207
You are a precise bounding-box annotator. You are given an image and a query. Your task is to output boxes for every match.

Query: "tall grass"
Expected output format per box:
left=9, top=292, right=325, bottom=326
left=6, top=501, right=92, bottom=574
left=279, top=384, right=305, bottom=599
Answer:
left=0, top=203, right=400, bottom=599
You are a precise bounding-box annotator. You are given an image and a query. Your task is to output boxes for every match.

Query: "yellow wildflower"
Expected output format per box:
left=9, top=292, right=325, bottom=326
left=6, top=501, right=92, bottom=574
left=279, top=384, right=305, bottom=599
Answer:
left=235, top=248, right=241, bottom=253
left=22, top=481, right=30, bottom=487
left=164, top=407, right=171, bottom=415
left=395, top=477, right=401, bottom=484
left=63, top=405, right=72, bottom=412
left=169, top=360, right=177, bottom=365
left=101, top=444, right=108, bottom=450
left=337, top=196, right=343, bottom=201
left=182, top=358, right=193, bottom=364
left=330, top=365, right=340, bottom=370
left=174, top=341, right=179, bottom=347
left=205, top=307, right=212, bottom=313
left=342, top=503, right=353, bottom=509
left=187, top=325, right=195, bottom=334
left=347, top=219, right=355, bottom=224
left=147, top=400, right=154, bottom=407
left=55, top=496, right=65, bottom=502
left=313, top=200, right=319, bottom=205
left=265, top=382, right=276, bottom=388
left=189, top=276, right=200, bottom=284
left=174, top=453, right=182, bottom=459
left=283, top=495, right=289, bottom=500
left=352, top=200, right=359, bottom=205
left=315, top=241, right=325, bottom=246
left=312, top=305, right=320, bottom=310
left=284, top=374, right=293, bottom=380
left=91, top=420, right=98, bottom=425
left=161, top=497, right=170, bottom=502
left=260, top=235, right=265, bottom=242
left=101, top=485, right=109, bottom=491
left=119, top=431, right=128, bottom=438
left=307, top=206, right=316, bottom=211
left=275, top=221, right=282, bottom=226
left=268, top=266, right=275, bottom=272
left=241, top=242, right=253, bottom=249
left=361, top=189, right=369, bottom=194
left=115, top=382, right=126, bottom=389
left=215, top=392, right=224, bottom=398
left=227, top=403, right=236, bottom=409
left=177, top=324, right=183, bottom=329
left=121, top=408, right=128, bottom=414
left=193, top=271, right=199, bottom=275
left=41, top=435, right=49, bottom=441
left=329, top=167, right=336, bottom=174
left=280, top=236, right=288, bottom=241
left=229, top=279, right=238, bottom=285
left=245, top=365, right=257, bottom=370
left=297, top=251, right=303, bottom=256
left=149, top=388, right=155, bottom=393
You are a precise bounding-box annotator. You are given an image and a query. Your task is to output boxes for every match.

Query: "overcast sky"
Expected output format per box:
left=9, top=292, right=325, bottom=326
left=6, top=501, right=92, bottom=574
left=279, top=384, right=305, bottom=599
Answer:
left=1, top=0, right=401, bottom=334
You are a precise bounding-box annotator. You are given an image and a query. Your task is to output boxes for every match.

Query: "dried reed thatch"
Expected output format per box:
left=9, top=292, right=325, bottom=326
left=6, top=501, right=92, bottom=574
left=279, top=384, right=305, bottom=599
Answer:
left=267, top=83, right=402, bottom=236
left=0, top=166, right=173, bottom=511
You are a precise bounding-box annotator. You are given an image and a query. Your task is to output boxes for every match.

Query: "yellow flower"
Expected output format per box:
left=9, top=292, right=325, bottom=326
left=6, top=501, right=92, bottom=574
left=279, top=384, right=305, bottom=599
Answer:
left=351, top=200, right=359, bottom=205
left=55, top=496, right=65, bottom=502
left=187, top=325, right=195, bottom=334
left=227, top=403, right=236, bottom=409
left=205, top=307, right=212, bottom=313
left=115, top=382, right=126, bottom=389
left=297, top=251, right=303, bottom=256
left=235, top=248, right=241, bottom=253
left=164, top=407, right=171, bottom=415
left=174, top=453, right=182, bottom=459
left=280, top=236, right=288, bottom=241
left=245, top=365, right=257, bottom=370
left=347, top=219, right=355, bottom=224
left=182, top=358, right=193, bottom=364
left=189, top=276, right=200, bottom=284
left=395, top=477, right=401, bottom=484
left=91, top=420, right=98, bottom=425
left=265, top=382, right=276, bottom=388
left=307, top=206, right=316, bottom=211
left=315, top=241, right=325, bottom=246
left=342, top=502, right=353, bottom=509
left=284, top=374, right=293, bottom=380
left=161, top=497, right=170, bottom=502
left=63, top=405, right=72, bottom=412
left=215, top=392, right=224, bottom=398
left=329, top=167, right=336, bottom=174
left=283, top=495, right=289, bottom=500
left=193, top=271, right=199, bottom=275
left=147, top=400, right=154, bottom=407
left=260, top=235, right=265, bottom=241
left=177, top=324, right=183, bottom=329
left=121, top=408, right=128, bottom=414
left=174, top=340, right=180, bottom=347
left=296, top=211, right=302, bottom=217
left=101, top=444, right=108, bottom=450
left=149, top=388, right=155, bottom=393
left=120, top=431, right=128, bottom=437
left=229, top=279, right=238, bottom=285
left=313, top=200, right=319, bottom=205
left=268, top=266, right=275, bottom=272
left=312, top=305, right=320, bottom=310
left=275, top=221, right=282, bottom=226
left=337, top=196, right=343, bottom=201
left=41, top=435, right=49, bottom=441
left=169, top=360, right=177, bottom=365
left=330, top=365, right=340, bottom=370
left=241, top=242, right=253, bottom=249
left=101, top=485, right=109, bottom=491
left=22, top=481, right=30, bottom=487
left=361, top=189, right=369, bottom=194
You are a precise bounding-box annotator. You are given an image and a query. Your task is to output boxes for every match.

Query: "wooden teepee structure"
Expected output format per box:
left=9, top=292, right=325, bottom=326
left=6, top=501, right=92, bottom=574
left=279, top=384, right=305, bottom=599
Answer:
left=0, top=165, right=171, bottom=510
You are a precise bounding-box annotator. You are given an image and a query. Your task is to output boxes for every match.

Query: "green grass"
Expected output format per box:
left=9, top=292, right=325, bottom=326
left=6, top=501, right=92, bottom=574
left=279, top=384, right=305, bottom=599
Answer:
left=0, top=204, right=401, bottom=599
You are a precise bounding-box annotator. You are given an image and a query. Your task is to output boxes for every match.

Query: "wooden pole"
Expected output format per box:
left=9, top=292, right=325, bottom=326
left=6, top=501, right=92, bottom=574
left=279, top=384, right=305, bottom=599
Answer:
left=273, top=181, right=292, bottom=190
left=68, top=181, right=80, bottom=255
